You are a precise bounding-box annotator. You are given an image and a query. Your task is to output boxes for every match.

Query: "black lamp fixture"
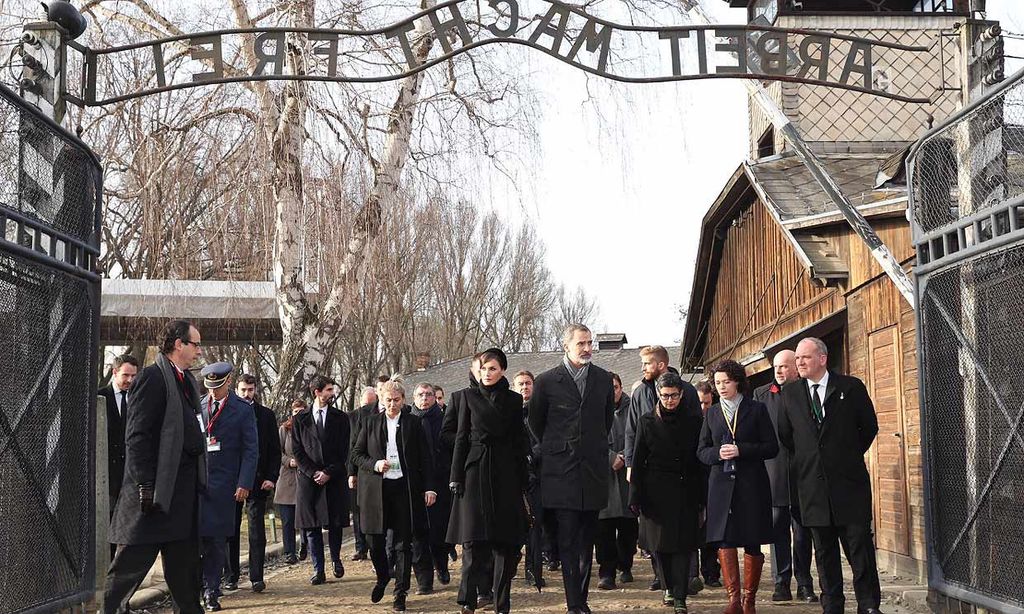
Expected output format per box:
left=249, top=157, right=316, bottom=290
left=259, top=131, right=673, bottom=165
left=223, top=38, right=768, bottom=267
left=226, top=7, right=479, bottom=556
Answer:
left=41, top=1, right=88, bottom=40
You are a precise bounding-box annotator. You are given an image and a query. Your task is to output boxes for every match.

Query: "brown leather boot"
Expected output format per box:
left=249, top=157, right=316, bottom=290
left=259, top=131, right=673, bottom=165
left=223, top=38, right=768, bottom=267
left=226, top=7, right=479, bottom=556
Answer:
left=741, top=552, right=765, bottom=614
left=718, top=548, right=742, bottom=614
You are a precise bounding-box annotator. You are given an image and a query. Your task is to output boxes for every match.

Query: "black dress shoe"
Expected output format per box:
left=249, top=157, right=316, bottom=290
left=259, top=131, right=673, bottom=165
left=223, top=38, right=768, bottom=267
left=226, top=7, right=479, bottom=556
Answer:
left=438, top=568, right=451, bottom=585
left=649, top=579, right=662, bottom=591
left=687, top=576, right=703, bottom=595
left=581, top=604, right=593, bottom=613
left=477, top=594, right=493, bottom=608
left=351, top=551, right=368, bottom=561
left=705, top=578, right=722, bottom=588
left=310, top=572, right=326, bottom=585
left=371, top=582, right=388, bottom=603
left=797, top=586, right=819, bottom=603
left=393, top=595, right=407, bottom=612
left=598, top=576, right=616, bottom=590
left=223, top=580, right=238, bottom=591
left=204, top=592, right=222, bottom=611
left=772, top=584, right=793, bottom=601
left=285, top=554, right=298, bottom=565
left=252, top=580, right=266, bottom=593
left=547, top=560, right=560, bottom=572
left=417, top=586, right=433, bottom=595
left=619, top=569, right=634, bottom=583
left=333, top=560, right=345, bottom=578
left=299, top=544, right=308, bottom=561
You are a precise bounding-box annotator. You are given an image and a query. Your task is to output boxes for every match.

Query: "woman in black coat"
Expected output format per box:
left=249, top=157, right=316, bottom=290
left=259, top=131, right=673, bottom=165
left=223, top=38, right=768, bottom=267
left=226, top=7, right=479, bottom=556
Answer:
left=629, top=372, right=704, bottom=614
left=351, top=381, right=436, bottom=613
left=697, top=360, right=779, bottom=614
left=447, top=348, right=531, bottom=614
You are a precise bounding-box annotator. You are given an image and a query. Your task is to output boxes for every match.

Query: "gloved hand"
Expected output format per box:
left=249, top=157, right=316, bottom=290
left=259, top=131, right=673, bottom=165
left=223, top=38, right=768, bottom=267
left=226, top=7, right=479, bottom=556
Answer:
left=449, top=481, right=464, bottom=498
left=628, top=503, right=641, bottom=517
left=139, top=482, right=156, bottom=514
left=527, top=473, right=540, bottom=494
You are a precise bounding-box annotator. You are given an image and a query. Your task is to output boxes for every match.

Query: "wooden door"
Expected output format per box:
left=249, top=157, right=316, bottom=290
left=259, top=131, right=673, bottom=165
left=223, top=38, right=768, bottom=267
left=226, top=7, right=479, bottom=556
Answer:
left=867, top=326, right=911, bottom=557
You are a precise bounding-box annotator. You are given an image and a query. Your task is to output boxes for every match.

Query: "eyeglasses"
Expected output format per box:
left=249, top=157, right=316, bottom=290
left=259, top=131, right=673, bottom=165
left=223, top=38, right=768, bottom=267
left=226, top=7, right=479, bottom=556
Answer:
left=182, top=339, right=202, bottom=347
left=658, top=392, right=681, bottom=400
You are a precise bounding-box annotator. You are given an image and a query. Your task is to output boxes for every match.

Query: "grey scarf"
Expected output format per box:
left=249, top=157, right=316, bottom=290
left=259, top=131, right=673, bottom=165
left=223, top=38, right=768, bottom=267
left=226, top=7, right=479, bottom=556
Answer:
left=721, top=394, right=744, bottom=425
left=154, top=353, right=206, bottom=511
left=563, top=355, right=589, bottom=398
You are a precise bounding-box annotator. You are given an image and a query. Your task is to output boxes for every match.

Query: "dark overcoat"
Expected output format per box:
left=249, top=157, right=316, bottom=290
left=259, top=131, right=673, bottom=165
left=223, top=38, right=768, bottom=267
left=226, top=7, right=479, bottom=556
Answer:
left=625, top=374, right=700, bottom=467
left=351, top=409, right=433, bottom=536
left=109, top=355, right=206, bottom=545
left=629, top=408, right=704, bottom=552
left=348, top=401, right=378, bottom=478
left=412, top=403, right=453, bottom=544
left=529, top=362, right=615, bottom=511
left=247, top=400, right=281, bottom=497
left=199, top=392, right=258, bottom=538
left=777, top=372, right=879, bottom=527
left=697, top=397, right=778, bottom=546
left=99, top=384, right=127, bottom=513
left=600, top=394, right=634, bottom=520
left=446, top=380, right=530, bottom=545
left=752, top=382, right=791, bottom=507
left=292, top=405, right=351, bottom=530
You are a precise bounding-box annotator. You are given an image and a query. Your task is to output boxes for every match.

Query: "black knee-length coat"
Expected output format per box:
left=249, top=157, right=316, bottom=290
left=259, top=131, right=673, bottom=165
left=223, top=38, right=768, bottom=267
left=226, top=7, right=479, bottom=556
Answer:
left=628, top=407, right=704, bottom=553
left=292, top=405, right=351, bottom=530
left=446, top=378, right=530, bottom=546
left=697, top=396, right=778, bottom=546
left=351, top=408, right=434, bottom=537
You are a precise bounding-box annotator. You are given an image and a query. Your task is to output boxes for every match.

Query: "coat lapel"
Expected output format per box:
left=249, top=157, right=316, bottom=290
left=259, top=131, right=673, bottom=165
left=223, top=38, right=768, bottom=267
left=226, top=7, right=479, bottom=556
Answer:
left=558, top=369, right=583, bottom=404
left=819, top=373, right=840, bottom=436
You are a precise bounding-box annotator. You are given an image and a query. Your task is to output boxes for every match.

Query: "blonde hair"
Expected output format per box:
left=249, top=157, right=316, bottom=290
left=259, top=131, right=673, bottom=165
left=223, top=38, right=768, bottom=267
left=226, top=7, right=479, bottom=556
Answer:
left=639, top=345, right=670, bottom=365
left=378, top=380, right=406, bottom=398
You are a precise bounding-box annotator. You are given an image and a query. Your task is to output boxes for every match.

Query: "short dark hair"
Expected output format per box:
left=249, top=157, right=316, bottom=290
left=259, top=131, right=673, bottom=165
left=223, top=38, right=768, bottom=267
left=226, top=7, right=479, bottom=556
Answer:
left=655, top=371, right=684, bottom=392
left=513, top=370, right=535, bottom=382
left=158, top=319, right=194, bottom=354
left=310, top=375, right=338, bottom=394
left=376, top=375, right=390, bottom=384
left=237, top=373, right=257, bottom=386
left=432, top=384, right=444, bottom=393
left=610, top=372, right=622, bottom=387
left=694, top=379, right=714, bottom=395
left=291, top=399, right=307, bottom=409
left=480, top=347, right=508, bottom=371
left=712, top=360, right=749, bottom=395
left=112, top=354, right=139, bottom=371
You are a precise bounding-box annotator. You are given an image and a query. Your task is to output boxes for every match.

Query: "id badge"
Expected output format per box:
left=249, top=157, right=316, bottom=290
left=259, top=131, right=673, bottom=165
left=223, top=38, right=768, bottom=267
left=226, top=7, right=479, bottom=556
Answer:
left=206, top=436, right=221, bottom=452
left=387, top=451, right=401, bottom=472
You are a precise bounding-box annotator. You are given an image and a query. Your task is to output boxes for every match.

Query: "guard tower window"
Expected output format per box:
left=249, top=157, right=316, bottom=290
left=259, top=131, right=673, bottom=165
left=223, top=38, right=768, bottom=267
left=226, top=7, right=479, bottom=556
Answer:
left=757, top=128, right=775, bottom=159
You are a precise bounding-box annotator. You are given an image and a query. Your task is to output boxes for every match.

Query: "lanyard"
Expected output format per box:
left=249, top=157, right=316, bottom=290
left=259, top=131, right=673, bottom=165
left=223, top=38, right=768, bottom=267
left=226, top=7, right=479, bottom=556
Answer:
left=205, top=397, right=226, bottom=435
left=722, top=404, right=738, bottom=440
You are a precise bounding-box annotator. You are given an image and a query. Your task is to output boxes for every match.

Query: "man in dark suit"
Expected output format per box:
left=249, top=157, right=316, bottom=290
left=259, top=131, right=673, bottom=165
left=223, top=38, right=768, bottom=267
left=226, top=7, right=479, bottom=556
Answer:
left=293, top=375, right=351, bottom=585
left=753, top=349, right=817, bottom=604
left=223, top=373, right=281, bottom=593
left=103, top=320, right=206, bottom=614
left=348, top=378, right=387, bottom=561
left=530, top=324, right=616, bottom=614
left=778, top=337, right=882, bottom=614
left=99, top=354, right=139, bottom=559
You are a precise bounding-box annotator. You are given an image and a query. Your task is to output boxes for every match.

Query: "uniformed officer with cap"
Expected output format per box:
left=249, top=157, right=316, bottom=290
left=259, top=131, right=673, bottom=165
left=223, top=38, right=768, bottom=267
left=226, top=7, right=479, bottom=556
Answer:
left=197, top=361, right=258, bottom=611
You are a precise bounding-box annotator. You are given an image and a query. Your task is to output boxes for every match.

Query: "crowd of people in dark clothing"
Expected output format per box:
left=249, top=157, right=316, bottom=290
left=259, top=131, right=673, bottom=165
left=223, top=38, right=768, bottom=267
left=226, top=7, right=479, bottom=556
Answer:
left=99, top=319, right=886, bottom=614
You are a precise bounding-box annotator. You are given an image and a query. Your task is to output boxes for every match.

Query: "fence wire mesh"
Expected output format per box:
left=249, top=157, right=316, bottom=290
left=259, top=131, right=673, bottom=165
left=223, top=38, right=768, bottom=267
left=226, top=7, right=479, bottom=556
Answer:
left=0, top=83, right=101, bottom=614
left=910, top=69, right=1024, bottom=611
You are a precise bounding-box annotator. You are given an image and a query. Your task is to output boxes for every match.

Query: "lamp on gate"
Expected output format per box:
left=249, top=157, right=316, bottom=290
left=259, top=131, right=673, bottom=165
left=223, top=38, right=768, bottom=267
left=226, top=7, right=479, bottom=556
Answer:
left=41, top=1, right=87, bottom=40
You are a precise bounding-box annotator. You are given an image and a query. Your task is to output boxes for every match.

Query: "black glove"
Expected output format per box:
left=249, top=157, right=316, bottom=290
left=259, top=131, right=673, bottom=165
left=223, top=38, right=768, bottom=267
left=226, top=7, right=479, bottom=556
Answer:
left=527, top=472, right=540, bottom=494
left=449, top=481, right=464, bottom=498
left=628, top=503, right=641, bottom=517
left=139, top=482, right=156, bottom=514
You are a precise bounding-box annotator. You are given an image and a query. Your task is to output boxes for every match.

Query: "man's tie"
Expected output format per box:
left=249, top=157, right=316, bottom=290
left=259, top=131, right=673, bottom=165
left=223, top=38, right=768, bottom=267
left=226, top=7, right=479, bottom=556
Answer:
left=811, top=384, right=824, bottom=424
left=317, top=409, right=325, bottom=431
left=118, top=390, right=127, bottom=418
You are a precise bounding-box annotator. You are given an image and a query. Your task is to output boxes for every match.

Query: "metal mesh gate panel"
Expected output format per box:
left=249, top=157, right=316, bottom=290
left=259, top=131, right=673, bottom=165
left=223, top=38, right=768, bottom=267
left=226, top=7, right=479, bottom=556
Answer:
left=0, top=82, right=102, bottom=614
left=909, top=67, right=1024, bottom=613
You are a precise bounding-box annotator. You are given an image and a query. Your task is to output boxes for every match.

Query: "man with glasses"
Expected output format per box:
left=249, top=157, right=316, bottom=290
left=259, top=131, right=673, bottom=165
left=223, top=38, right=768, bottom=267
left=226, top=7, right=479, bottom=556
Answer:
left=104, top=320, right=207, bottom=614
left=410, top=383, right=452, bottom=593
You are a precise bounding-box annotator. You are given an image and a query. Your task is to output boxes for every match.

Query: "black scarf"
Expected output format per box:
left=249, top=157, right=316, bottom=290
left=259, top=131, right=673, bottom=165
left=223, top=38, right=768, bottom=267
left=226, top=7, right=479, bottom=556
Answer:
left=473, top=377, right=516, bottom=441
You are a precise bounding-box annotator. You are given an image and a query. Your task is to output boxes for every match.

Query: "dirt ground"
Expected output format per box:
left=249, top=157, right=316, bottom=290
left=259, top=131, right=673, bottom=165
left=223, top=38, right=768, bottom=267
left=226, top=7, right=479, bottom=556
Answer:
left=148, top=541, right=917, bottom=614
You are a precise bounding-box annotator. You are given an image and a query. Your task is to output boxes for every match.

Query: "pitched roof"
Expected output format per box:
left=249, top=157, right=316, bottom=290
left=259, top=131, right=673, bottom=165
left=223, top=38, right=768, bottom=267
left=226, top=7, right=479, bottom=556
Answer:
left=402, top=345, right=696, bottom=396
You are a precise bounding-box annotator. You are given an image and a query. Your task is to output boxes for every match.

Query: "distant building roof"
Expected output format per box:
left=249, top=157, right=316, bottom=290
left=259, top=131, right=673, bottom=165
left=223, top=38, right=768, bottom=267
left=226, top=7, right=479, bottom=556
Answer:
left=404, top=345, right=701, bottom=397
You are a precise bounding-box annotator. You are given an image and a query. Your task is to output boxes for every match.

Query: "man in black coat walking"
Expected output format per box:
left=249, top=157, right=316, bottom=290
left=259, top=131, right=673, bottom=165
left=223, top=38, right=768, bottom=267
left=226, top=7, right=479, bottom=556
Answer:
left=410, top=382, right=452, bottom=592
left=293, top=375, right=351, bottom=585
left=103, top=320, right=206, bottom=614
left=530, top=324, right=615, bottom=614
left=753, top=350, right=817, bottom=604
left=99, top=354, right=139, bottom=560
left=224, top=373, right=281, bottom=593
left=778, top=337, right=882, bottom=614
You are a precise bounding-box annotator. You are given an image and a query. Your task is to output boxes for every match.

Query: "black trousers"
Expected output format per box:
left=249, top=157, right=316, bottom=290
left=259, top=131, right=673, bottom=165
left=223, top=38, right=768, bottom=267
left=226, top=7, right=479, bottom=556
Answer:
left=655, top=551, right=691, bottom=603
left=225, top=496, right=269, bottom=584
left=412, top=536, right=449, bottom=589
left=227, top=500, right=243, bottom=582
left=549, top=508, right=599, bottom=610
left=104, top=540, right=203, bottom=614
left=770, top=506, right=814, bottom=589
left=459, top=541, right=518, bottom=613
left=699, top=543, right=720, bottom=582
left=201, top=537, right=227, bottom=595
left=595, top=517, right=638, bottom=579
left=810, top=523, right=881, bottom=613
left=352, top=491, right=368, bottom=554
left=369, top=478, right=412, bottom=597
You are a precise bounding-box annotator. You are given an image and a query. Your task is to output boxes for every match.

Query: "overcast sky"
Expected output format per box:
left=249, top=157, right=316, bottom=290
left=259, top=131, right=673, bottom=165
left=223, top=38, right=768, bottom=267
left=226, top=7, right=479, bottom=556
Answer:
left=499, top=1, right=1024, bottom=350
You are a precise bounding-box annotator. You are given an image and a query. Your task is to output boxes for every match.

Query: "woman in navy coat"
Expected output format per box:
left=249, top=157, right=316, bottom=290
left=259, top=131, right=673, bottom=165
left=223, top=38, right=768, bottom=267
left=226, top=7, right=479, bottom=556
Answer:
left=697, top=360, right=778, bottom=614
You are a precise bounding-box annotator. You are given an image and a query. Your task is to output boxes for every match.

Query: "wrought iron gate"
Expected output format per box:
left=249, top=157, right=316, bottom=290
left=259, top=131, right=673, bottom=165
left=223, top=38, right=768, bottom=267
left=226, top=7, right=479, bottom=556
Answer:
left=0, top=82, right=102, bottom=614
left=908, top=67, right=1024, bottom=614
